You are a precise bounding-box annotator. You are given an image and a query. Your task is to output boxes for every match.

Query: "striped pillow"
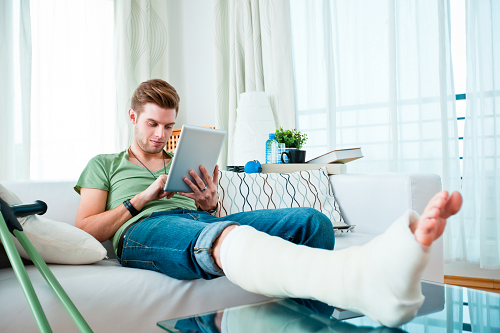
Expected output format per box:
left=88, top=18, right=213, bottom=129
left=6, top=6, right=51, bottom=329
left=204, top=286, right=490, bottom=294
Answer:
left=217, top=167, right=346, bottom=228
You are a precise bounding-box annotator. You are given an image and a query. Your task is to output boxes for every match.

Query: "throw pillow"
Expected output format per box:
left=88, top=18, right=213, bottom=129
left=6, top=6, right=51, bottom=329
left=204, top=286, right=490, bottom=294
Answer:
left=217, top=167, right=351, bottom=230
left=0, top=183, right=107, bottom=264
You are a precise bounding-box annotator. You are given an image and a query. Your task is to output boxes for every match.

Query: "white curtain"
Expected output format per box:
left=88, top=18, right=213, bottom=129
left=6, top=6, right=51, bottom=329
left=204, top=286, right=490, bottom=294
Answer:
left=457, top=0, right=500, bottom=268
left=290, top=0, right=462, bottom=243
left=29, top=0, right=115, bottom=180
left=114, top=0, right=169, bottom=151
left=0, top=0, right=31, bottom=180
left=212, top=0, right=296, bottom=168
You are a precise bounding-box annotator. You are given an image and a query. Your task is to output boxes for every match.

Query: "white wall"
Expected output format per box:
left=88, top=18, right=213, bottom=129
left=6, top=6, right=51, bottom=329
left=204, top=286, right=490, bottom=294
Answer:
left=166, top=0, right=215, bottom=129
left=445, top=262, right=500, bottom=279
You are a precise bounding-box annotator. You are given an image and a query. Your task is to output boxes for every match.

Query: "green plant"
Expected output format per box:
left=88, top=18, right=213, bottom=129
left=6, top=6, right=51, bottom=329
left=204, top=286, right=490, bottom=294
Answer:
left=274, top=127, right=308, bottom=149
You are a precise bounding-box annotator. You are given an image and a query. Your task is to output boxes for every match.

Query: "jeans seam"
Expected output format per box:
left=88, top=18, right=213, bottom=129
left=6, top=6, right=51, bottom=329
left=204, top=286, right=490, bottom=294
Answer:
left=123, top=259, right=161, bottom=273
left=124, top=220, right=147, bottom=249
left=126, top=238, right=148, bottom=248
left=124, top=245, right=186, bottom=253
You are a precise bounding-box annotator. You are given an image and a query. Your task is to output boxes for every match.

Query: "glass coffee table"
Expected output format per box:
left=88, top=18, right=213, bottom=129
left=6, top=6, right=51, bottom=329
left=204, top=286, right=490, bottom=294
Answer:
left=157, top=281, right=500, bottom=332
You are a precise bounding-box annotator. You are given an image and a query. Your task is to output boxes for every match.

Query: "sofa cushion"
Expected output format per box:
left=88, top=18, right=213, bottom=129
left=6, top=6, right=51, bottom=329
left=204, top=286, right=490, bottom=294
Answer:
left=0, top=182, right=106, bottom=264
left=0, top=260, right=271, bottom=332
left=333, top=232, right=375, bottom=251
left=217, top=167, right=347, bottom=229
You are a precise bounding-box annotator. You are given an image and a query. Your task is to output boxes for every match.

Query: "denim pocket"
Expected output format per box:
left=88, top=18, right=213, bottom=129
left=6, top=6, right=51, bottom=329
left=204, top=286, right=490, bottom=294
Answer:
left=123, top=259, right=162, bottom=273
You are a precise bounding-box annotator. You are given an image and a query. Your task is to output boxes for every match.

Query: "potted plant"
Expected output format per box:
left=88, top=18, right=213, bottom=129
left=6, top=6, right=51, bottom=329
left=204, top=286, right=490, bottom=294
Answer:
left=274, top=127, right=308, bottom=163
left=274, top=127, right=308, bottom=149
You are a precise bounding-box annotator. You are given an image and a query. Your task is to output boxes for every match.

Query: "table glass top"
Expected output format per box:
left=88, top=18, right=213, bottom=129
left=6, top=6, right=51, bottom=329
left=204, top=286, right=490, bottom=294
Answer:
left=157, top=281, right=500, bottom=333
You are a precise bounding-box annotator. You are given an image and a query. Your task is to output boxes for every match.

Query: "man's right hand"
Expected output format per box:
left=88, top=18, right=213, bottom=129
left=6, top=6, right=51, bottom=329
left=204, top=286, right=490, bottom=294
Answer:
left=137, top=174, right=175, bottom=205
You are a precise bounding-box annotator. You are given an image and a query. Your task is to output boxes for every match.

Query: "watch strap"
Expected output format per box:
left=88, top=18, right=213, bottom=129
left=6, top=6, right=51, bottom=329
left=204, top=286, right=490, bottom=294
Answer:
left=123, top=199, right=140, bottom=217
left=198, top=202, right=219, bottom=216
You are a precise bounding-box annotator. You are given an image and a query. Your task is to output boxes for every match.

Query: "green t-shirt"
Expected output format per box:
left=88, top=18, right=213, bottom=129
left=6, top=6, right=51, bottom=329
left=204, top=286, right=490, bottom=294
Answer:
left=75, top=150, right=197, bottom=254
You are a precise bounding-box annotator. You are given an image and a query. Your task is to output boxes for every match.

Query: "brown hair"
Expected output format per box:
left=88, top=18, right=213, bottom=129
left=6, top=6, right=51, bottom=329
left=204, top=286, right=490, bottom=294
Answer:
left=131, top=79, right=180, bottom=117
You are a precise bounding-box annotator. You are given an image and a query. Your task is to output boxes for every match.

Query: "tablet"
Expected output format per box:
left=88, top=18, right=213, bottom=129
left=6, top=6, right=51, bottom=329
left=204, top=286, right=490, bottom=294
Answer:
left=164, top=125, right=226, bottom=192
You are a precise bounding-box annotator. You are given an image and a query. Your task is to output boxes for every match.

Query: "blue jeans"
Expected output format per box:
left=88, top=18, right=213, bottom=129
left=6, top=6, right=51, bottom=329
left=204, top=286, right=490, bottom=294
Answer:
left=116, top=207, right=335, bottom=280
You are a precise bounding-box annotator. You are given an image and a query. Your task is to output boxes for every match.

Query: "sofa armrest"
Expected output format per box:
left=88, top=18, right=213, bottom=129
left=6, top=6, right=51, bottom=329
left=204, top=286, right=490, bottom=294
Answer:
left=329, top=173, right=444, bottom=283
left=329, top=173, right=441, bottom=235
left=1, top=180, right=118, bottom=262
left=1, top=180, right=80, bottom=226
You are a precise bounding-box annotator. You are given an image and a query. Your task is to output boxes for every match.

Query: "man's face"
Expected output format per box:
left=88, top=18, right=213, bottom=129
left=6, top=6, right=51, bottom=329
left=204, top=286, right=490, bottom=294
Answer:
left=132, top=103, right=176, bottom=154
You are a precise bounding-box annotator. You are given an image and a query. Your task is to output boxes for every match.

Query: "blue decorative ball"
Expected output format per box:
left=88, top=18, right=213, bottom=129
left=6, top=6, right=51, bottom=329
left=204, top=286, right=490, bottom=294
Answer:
left=244, top=160, right=262, bottom=173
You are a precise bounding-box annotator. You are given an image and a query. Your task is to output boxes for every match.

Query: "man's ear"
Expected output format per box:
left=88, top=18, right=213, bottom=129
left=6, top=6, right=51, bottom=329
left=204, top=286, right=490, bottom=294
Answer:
left=128, top=108, right=137, bottom=125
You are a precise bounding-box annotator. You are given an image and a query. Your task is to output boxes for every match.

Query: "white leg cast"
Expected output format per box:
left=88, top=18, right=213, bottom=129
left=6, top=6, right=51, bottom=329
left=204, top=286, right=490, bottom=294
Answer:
left=220, top=210, right=431, bottom=327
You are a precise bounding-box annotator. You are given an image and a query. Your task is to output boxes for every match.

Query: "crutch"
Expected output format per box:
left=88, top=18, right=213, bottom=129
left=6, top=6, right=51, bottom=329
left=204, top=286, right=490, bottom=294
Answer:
left=0, top=198, right=93, bottom=333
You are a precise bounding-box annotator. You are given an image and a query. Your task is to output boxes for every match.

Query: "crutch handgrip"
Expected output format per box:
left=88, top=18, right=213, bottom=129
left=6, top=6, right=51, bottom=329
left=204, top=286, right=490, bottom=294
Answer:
left=0, top=199, right=47, bottom=235
left=11, top=200, right=47, bottom=218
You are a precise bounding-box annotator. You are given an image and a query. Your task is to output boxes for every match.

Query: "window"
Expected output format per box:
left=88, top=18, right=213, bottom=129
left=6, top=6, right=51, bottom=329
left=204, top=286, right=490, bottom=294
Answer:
left=290, top=0, right=464, bottom=177
left=29, top=0, right=116, bottom=180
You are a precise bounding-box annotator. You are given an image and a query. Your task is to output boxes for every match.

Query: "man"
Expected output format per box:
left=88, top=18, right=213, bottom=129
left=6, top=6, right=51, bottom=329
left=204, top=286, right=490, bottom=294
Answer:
left=75, top=79, right=462, bottom=327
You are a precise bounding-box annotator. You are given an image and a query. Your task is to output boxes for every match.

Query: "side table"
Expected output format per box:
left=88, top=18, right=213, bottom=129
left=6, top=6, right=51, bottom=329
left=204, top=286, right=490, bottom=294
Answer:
left=260, top=163, right=346, bottom=175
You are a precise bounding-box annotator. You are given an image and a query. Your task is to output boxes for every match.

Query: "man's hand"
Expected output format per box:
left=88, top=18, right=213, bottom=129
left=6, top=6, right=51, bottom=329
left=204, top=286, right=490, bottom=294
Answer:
left=178, top=165, right=219, bottom=211
left=136, top=174, right=175, bottom=207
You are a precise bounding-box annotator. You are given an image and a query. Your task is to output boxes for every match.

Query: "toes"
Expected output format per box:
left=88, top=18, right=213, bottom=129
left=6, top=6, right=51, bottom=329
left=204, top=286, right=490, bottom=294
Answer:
left=422, top=199, right=444, bottom=220
left=421, top=210, right=439, bottom=230
left=442, top=191, right=463, bottom=217
left=435, top=217, right=447, bottom=239
left=413, top=190, right=461, bottom=245
left=425, top=191, right=448, bottom=211
left=428, top=207, right=441, bottom=220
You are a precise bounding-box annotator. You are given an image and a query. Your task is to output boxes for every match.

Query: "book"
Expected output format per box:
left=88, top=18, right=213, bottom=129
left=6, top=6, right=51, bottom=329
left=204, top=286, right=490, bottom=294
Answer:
left=260, top=163, right=346, bottom=175
left=306, top=148, right=363, bottom=164
left=331, top=307, right=364, bottom=320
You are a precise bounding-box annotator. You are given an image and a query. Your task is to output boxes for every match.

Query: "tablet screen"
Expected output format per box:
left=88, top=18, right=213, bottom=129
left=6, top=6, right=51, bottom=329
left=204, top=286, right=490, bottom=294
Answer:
left=164, top=125, right=226, bottom=192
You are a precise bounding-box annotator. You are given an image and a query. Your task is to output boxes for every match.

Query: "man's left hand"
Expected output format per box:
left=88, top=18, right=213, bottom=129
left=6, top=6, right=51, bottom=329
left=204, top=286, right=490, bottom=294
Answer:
left=178, top=164, right=219, bottom=211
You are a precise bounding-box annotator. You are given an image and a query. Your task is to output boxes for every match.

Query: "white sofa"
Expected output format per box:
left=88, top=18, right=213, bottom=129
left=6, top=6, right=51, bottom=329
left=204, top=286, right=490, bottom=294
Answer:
left=0, top=173, right=442, bottom=333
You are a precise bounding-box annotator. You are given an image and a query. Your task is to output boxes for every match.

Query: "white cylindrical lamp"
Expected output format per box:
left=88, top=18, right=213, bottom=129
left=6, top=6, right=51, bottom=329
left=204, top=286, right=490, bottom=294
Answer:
left=233, top=91, right=276, bottom=166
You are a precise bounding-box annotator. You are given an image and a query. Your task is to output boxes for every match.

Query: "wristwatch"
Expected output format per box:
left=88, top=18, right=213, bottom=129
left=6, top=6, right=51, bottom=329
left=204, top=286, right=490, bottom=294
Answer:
left=198, top=203, right=219, bottom=216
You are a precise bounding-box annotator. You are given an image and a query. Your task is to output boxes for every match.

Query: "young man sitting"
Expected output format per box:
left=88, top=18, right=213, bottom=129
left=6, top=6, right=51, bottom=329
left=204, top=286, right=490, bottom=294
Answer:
left=75, top=79, right=462, bottom=327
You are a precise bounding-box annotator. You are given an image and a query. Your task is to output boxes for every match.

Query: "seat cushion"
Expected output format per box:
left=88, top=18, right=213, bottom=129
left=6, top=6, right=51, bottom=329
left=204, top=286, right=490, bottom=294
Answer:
left=0, top=260, right=271, bottom=333
left=333, top=232, right=375, bottom=251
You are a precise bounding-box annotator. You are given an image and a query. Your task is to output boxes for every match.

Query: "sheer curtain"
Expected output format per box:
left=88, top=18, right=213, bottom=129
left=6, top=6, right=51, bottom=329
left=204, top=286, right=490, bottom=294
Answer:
left=290, top=0, right=462, bottom=235
left=0, top=0, right=31, bottom=180
left=458, top=0, right=500, bottom=268
left=212, top=0, right=296, bottom=168
left=114, top=0, right=169, bottom=151
left=30, top=0, right=116, bottom=180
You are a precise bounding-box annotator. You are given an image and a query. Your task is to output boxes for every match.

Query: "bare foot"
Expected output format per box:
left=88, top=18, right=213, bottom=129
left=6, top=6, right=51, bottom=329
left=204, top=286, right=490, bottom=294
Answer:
left=410, top=190, right=462, bottom=246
